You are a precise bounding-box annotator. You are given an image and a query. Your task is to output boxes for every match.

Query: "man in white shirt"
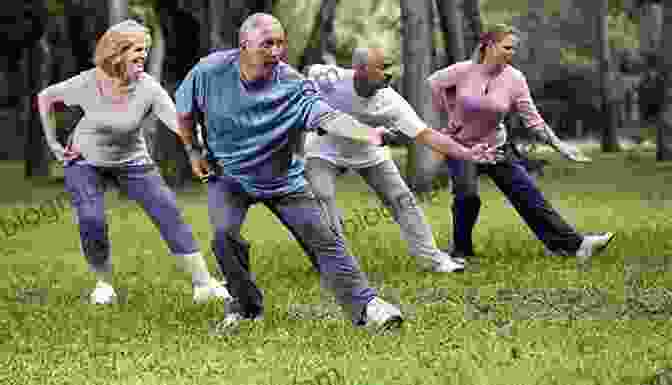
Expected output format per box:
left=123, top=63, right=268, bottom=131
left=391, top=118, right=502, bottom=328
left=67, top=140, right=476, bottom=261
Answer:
left=303, top=47, right=493, bottom=273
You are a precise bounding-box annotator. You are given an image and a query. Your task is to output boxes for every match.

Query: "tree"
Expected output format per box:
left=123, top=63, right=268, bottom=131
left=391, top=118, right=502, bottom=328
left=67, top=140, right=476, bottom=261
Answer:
left=152, top=0, right=203, bottom=189
left=64, top=0, right=109, bottom=73
left=298, top=0, right=341, bottom=70
left=21, top=0, right=51, bottom=178
left=595, top=0, right=621, bottom=152
left=400, top=0, right=441, bottom=192
left=655, top=1, right=672, bottom=161
left=462, top=0, right=482, bottom=57
left=436, top=0, right=465, bottom=66
left=109, top=0, right=128, bottom=25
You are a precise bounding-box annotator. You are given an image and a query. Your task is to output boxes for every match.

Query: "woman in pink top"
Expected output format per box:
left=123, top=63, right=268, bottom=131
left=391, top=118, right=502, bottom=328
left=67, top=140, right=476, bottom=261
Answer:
left=426, top=24, right=614, bottom=264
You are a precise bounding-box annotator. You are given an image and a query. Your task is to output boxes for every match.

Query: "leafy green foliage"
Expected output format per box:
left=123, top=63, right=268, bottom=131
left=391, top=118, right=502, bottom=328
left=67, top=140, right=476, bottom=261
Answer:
left=273, top=0, right=640, bottom=69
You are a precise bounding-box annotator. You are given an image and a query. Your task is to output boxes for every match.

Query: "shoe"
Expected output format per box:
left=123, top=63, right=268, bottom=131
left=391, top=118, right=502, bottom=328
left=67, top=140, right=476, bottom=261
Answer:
left=193, top=278, right=233, bottom=304
left=544, top=247, right=568, bottom=257
left=440, top=248, right=472, bottom=265
left=421, top=252, right=465, bottom=273
left=90, top=281, right=118, bottom=304
left=210, top=312, right=263, bottom=335
left=575, top=232, right=615, bottom=263
left=363, top=297, right=403, bottom=331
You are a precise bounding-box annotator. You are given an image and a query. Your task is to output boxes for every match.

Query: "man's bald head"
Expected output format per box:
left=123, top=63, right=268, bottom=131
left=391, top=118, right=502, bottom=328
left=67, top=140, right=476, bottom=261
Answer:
left=351, top=45, right=393, bottom=98
left=351, top=46, right=386, bottom=72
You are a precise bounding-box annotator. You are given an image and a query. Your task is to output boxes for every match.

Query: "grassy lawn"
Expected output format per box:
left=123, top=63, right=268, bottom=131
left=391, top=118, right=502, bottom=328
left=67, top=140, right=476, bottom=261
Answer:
left=1, top=145, right=671, bottom=385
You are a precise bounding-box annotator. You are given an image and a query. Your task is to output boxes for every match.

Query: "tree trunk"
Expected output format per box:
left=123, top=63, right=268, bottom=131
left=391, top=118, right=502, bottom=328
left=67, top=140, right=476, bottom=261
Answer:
left=145, top=8, right=165, bottom=162
left=64, top=0, right=110, bottom=72
left=24, top=36, right=52, bottom=178
left=200, top=0, right=211, bottom=55
left=462, top=0, right=482, bottom=57
left=656, top=1, right=672, bottom=161
left=436, top=0, right=465, bottom=65
left=298, top=0, right=340, bottom=70
left=109, top=0, right=129, bottom=25
left=639, top=1, right=663, bottom=61
left=23, top=0, right=51, bottom=178
left=400, top=0, right=441, bottom=192
left=595, top=0, right=620, bottom=152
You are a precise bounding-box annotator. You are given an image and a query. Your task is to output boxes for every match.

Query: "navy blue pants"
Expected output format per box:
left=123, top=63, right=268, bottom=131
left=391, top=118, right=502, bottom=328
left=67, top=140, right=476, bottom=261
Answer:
left=446, top=146, right=583, bottom=256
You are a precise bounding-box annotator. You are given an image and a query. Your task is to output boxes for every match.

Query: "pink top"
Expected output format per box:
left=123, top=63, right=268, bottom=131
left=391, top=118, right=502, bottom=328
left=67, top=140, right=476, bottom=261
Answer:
left=426, top=60, right=546, bottom=147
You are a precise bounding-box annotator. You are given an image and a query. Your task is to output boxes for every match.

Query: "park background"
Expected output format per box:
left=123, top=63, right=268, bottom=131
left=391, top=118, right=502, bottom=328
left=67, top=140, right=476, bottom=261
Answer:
left=1, top=1, right=672, bottom=385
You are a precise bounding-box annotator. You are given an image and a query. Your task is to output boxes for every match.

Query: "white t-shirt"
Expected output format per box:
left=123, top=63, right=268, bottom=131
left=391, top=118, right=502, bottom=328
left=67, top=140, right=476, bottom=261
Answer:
left=303, top=64, right=428, bottom=169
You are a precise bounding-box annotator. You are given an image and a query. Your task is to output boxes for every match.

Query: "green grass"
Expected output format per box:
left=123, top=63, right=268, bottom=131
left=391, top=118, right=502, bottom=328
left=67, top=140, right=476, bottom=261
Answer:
left=1, top=147, right=672, bottom=385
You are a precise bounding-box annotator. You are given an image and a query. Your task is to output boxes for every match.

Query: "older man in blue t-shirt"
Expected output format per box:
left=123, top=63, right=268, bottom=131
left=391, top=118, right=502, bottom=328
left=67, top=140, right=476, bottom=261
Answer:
left=174, top=13, right=406, bottom=330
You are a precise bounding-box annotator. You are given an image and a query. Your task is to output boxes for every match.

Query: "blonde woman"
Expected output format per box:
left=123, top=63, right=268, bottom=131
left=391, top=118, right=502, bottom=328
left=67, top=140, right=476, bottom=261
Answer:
left=427, top=24, right=615, bottom=264
left=37, top=19, right=230, bottom=304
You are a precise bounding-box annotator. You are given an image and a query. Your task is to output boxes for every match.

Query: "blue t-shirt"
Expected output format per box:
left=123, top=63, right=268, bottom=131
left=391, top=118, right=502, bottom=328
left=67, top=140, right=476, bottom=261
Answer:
left=175, top=49, right=330, bottom=198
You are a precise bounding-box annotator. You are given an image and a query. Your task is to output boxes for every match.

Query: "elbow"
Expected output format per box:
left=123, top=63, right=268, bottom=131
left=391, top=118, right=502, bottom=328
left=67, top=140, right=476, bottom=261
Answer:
left=176, top=112, right=193, bottom=127
left=425, top=78, right=436, bottom=94
left=36, top=92, right=52, bottom=113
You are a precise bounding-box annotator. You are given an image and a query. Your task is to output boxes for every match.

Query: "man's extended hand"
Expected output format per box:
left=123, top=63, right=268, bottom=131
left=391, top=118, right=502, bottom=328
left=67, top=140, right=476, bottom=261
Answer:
left=554, top=141, right=592, bottom=163
left=190, top=158, right=212, bottom=183
left=378, top=128, right=413, bottom=146
left=63, top=143, right=82, bottom=163
left=185, top=145, right=212, bottom=183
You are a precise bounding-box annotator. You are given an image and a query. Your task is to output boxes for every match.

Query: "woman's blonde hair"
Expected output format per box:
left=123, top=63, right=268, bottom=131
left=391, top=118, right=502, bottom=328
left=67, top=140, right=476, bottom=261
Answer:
left=470, top=23, right=520, bottom=64
left=94, top=19, right=151, bottom=85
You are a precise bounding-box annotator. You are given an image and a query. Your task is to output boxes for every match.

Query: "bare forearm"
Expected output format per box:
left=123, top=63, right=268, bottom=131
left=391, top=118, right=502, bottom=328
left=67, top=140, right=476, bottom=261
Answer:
left=37, top=93, right=65, bottom=161
left=316, top=111, right=380, bottom=143
left=531, top=124, right=563, bottom=148
left=176, top=113, right=207, bottom=163
left=176, top=113, right=197, bottom=146
left=416, top=128, right=473, bottom=160
left=307, top=100, right=380, bottom=144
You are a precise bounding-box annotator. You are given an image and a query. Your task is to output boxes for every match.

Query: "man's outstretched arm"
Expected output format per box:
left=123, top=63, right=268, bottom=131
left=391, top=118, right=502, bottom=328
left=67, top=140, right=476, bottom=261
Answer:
left=372, top=88, right=494, bottom=161
left=311, top=108, right=387, bottom=145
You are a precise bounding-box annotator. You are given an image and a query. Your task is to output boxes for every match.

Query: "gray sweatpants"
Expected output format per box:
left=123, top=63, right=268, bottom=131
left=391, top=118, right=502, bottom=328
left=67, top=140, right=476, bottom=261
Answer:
left=304, top=157, right=447, bottom=266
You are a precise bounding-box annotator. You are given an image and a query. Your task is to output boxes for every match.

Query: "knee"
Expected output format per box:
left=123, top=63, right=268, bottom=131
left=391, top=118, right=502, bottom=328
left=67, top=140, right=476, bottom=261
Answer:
left=390, top=190, right=417, bottom=210
left=454, top=187, right=479, bottom=201
left=213, top=226, right=240, bottom=245
left=76, top=208, right=106, bottom=230
left=454, top=193, right=481, bottom=209
left=311, top=186, right=335, bottom=203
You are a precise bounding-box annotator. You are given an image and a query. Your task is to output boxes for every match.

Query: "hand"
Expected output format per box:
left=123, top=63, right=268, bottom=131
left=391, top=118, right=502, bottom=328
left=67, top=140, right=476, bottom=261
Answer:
left=368, top=126, right=386, bottom=146
left=467, top=143, right=499, bottom=163
left=555, top=141, right=592, bottom=163
left=379, top=128, right=413, bottom=147
left=190, top=157, right=212, bottom=183
left=63, top=143, right=82, bottom=162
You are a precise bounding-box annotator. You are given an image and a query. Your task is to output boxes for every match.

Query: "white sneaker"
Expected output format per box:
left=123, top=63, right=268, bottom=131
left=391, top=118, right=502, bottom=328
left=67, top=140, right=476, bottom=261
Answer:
left=193, top=279, right=233, bottom=304
left=575, top=232, right=615, bottom=263
left=451, top=256, right=466, bottom=265
left=90, top=282, right=117, bottom=304
left=363, top=297, right=403, bottom=331
left=212, top=312, right=263, bottom=334
left=420, top=252, right=465, bottom=273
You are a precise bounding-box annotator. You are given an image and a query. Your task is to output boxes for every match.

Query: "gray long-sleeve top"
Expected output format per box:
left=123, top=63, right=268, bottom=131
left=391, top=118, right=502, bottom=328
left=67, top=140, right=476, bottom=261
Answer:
left=38, top=68, right=180, bottom=166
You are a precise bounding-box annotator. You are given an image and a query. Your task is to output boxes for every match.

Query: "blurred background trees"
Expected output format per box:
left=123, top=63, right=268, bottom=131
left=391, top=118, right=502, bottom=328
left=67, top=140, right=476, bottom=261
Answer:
left=1, top=0, right=669, bottom=188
